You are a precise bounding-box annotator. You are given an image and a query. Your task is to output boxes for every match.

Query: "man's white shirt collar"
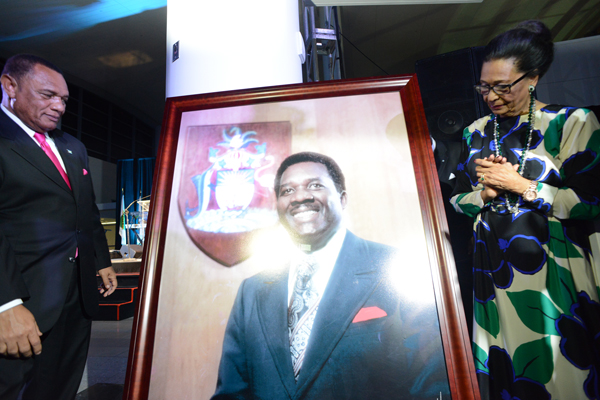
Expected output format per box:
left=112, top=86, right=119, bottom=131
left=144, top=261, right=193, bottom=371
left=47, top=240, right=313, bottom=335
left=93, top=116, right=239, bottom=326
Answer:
left=1, top=103, right=66, bottom=171
left=287, top=225, right=347, bottom=304
left=2, top=103, right=40, bottom=139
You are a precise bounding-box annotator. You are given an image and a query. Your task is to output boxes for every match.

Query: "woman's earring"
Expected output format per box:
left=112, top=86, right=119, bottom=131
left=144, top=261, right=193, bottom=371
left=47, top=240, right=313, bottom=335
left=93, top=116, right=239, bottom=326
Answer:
left=529, top=85, right=535, bottom=93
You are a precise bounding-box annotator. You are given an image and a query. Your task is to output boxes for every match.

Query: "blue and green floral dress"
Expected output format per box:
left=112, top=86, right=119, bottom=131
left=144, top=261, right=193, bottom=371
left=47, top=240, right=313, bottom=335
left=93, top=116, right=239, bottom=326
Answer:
left=451, top=105, right=600, bottom=399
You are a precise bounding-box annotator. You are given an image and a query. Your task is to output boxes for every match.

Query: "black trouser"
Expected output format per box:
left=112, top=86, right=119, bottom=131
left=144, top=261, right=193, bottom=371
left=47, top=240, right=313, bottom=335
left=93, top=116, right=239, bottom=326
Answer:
left=0, top=262, right=92, bottom=400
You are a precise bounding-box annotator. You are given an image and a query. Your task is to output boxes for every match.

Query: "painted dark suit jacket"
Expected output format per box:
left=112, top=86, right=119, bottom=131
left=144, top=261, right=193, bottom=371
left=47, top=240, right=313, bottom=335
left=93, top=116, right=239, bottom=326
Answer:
left=213, top=231, right=451, bottom=400
left=0, top=110, right=111, bottom=332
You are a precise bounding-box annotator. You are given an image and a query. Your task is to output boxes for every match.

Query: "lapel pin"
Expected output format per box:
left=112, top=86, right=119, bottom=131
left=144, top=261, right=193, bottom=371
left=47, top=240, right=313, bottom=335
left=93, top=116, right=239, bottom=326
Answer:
left=67, top=149, right=73, bottom=154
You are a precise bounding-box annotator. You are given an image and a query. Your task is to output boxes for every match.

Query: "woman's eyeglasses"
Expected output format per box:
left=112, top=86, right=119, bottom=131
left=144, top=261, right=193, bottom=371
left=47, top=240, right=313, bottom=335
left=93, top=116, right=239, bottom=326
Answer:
left=474, top=71, right=533, bottom=95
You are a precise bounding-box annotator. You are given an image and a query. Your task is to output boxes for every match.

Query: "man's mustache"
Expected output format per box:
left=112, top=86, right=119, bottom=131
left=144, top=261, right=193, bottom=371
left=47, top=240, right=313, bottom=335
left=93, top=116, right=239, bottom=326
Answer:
left=289, top=198, right=319, bottom=213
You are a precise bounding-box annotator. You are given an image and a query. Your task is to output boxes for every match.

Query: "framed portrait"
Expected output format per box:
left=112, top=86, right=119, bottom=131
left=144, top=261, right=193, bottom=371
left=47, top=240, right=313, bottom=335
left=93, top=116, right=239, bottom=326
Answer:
left=123, top=75, right=479, bottom=399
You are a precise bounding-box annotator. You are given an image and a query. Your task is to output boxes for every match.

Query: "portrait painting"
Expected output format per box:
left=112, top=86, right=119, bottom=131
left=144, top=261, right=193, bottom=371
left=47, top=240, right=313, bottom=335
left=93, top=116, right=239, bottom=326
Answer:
left=123, top=76, right=479, bottom=400
left=177, top=121, right=292, bottom=266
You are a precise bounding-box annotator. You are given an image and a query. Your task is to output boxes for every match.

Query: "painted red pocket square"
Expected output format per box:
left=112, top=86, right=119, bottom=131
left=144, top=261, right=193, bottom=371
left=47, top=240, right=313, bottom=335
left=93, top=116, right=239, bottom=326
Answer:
left=83, top=168, right=88, bottom=175
left=352, top=306, right=387, bottom=323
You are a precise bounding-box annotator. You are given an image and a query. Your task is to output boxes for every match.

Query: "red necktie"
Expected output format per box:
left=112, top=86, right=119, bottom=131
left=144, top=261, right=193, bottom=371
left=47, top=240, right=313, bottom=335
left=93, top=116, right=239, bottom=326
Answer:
left=34, top=133, right=71, bottom=190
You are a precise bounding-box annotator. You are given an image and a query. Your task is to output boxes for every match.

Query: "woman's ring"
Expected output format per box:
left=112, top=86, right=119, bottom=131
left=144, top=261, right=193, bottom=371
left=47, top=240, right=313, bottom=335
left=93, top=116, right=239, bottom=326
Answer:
left=480, top=173, right=485, bottom=182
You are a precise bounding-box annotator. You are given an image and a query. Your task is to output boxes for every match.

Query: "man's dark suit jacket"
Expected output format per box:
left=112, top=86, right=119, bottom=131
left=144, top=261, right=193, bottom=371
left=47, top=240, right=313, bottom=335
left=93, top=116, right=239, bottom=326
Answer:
left=0, top=110, right=111, bottom=332
left=213, top=231, right=451, bottom=400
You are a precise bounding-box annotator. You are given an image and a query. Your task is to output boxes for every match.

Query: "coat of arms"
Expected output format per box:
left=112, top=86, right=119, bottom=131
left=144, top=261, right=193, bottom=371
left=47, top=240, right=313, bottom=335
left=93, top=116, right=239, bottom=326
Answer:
left=178, top=122, right=291, bottom=266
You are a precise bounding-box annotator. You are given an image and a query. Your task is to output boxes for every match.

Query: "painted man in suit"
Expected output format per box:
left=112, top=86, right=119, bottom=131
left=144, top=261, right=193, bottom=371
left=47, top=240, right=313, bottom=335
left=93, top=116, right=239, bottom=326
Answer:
left=213, top=152, right=450, bottom=399
left=0, top=54, right=117, bottom=400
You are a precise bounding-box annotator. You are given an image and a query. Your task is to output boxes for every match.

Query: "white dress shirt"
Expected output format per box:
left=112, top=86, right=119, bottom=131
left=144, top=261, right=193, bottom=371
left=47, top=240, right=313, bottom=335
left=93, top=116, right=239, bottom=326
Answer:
left=287, top=226, right=346, bottom=306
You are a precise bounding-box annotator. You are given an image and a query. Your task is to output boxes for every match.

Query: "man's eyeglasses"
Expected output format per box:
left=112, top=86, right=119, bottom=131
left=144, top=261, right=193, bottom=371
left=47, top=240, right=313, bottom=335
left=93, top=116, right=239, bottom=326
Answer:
left=474, top=71, right=533, bottom=96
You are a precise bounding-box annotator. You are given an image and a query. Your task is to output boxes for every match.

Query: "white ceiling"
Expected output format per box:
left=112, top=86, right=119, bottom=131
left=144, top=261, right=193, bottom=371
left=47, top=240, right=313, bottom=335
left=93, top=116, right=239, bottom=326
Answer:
left=1, top=0, right=598, bottom=127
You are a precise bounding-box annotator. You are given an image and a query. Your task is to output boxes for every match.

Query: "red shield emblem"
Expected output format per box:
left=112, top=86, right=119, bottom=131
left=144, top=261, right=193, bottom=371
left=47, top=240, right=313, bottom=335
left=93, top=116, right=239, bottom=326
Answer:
left=178, top=122, right=291, bottom=266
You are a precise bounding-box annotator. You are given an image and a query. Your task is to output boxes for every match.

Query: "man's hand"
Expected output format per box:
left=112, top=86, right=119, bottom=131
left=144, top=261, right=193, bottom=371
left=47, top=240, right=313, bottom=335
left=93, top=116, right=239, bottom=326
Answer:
left=0, top=305, right=42, bottom=358
left=98, top=266, right=118, bottom=297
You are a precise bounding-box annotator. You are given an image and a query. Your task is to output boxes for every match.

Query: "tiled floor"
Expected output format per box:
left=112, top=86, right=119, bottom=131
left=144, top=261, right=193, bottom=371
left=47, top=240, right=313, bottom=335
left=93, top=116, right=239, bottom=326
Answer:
left=76, top=318, right=133, bottom=400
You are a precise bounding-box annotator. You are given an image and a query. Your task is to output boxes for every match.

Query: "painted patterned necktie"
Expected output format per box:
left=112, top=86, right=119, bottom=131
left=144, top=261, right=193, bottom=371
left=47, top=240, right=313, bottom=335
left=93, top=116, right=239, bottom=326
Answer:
left=34, top=133, right=71, bottom=190
left=288, top=255, right=320, bottom=381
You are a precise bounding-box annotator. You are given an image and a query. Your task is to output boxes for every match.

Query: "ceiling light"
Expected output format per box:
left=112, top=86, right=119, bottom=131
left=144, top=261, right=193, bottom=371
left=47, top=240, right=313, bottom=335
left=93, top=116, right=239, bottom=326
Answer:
left=98, top=50, right=153, bottom=68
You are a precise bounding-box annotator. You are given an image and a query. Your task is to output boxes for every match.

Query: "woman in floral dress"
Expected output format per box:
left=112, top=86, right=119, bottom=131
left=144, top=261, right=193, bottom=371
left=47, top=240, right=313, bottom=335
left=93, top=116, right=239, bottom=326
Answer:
left=451, top=20, right=600, bottom=399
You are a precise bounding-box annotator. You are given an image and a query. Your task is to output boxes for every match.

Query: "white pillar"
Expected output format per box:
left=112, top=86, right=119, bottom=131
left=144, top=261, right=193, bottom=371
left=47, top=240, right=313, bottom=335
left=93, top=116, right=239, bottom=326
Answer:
left=166, top=0, right=303, bottom=97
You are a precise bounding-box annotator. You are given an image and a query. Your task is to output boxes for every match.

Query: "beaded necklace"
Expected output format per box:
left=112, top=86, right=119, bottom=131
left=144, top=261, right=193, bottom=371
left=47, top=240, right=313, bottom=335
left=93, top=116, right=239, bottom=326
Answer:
left=490, top=87, right=536, bottom=213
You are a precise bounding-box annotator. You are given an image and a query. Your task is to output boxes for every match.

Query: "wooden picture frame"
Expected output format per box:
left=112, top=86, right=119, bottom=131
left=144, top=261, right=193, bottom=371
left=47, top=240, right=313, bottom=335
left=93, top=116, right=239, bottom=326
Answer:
left=123, top=75, right=480, bottom=400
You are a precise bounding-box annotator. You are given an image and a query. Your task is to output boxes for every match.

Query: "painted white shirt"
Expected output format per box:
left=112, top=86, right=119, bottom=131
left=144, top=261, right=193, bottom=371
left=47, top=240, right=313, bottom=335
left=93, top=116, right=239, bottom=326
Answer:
left=287, top=226, right=346, bottom=305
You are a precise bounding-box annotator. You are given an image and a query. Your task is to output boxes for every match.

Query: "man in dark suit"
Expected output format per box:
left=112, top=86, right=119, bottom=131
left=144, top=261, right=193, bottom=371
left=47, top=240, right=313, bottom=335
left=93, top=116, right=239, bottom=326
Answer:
left=0, top=54, right=117, bottom=400
left=213, top=152, right=450, bottom=399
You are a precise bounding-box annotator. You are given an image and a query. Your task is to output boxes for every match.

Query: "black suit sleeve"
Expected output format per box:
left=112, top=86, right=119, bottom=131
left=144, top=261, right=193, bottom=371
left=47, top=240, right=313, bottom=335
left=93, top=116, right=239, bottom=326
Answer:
left=0, top=147, right=27, bottom=305
left=0, top=230, right=29, bottom=305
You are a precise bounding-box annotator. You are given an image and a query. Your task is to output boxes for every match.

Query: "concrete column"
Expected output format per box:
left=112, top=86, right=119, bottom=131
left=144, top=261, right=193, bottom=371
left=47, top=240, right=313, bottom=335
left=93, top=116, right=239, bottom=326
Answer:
left=166, top=0, right=303, bottom=97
